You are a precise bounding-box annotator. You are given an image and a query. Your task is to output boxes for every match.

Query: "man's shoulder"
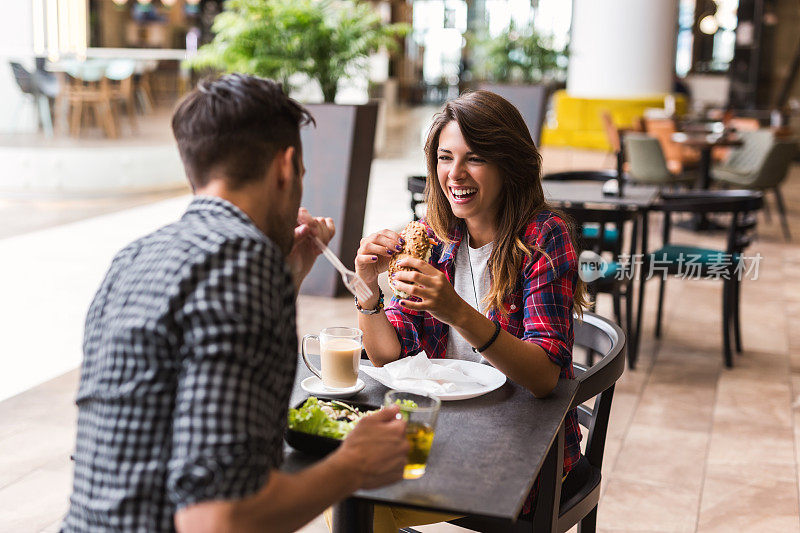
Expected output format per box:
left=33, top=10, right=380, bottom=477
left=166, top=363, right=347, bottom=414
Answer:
left=121, top=211, right=278, bottom=266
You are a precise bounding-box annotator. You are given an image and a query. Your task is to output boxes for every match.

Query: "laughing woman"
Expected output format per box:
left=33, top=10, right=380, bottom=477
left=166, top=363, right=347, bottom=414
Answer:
left=352, top=90, right=589, bottom=531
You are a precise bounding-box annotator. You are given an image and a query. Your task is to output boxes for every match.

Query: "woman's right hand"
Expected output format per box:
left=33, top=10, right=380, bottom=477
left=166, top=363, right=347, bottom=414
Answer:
left=355, top=229, right=405, bottom=285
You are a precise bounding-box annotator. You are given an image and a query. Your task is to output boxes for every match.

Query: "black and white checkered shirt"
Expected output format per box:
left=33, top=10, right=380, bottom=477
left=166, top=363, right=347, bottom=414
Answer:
left=63, top=196, right=298, bottom=532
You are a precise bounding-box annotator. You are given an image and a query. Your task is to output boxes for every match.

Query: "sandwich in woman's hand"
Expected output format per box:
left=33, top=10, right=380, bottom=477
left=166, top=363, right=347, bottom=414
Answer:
left=388, top=221, right=436, bottom=298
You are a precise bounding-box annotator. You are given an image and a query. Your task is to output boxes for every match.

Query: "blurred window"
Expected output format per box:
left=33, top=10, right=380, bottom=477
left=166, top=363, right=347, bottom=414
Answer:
left=677, top=0, right=739, bottom=75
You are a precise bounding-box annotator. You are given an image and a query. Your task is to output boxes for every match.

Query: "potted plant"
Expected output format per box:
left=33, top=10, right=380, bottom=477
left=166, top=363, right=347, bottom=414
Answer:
left=188, top=0, right=408, bottom=296
left=467, top=23, right=567, bottom=145
left=188, top=0, right=408, bottom=103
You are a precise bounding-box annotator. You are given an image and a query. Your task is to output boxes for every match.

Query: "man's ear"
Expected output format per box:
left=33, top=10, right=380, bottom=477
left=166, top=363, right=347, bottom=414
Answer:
left=274, top=146, right=296, bottom=191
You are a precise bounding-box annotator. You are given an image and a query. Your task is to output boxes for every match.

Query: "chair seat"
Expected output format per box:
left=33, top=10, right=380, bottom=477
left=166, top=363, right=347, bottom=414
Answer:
left=558, top=463, right=602, bottom=522
left=581, top=223, right=619, bottom=243
left=649, top=244, right=738, bottom=265
left=711, top=165, right=755, bottom=186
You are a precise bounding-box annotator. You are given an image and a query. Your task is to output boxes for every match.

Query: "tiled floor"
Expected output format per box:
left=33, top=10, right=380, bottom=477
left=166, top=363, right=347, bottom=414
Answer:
left=2, top=107, right=800, bottom=531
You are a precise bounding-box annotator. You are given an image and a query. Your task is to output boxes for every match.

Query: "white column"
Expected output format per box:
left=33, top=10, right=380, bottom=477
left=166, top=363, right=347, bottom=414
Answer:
left=567, top=0, right=678, bottom=99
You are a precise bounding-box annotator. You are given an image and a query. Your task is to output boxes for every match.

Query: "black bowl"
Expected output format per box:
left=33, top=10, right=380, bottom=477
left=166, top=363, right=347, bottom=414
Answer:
left=285, top=398, right=379, bottom=456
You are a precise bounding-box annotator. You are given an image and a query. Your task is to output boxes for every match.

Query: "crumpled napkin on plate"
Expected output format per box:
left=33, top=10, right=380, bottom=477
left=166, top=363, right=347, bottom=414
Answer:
left=361, top=352, right=493, bottom=396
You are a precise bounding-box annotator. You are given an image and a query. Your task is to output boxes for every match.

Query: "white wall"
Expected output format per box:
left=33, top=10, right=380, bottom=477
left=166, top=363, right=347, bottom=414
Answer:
left=0, top=144, right=186, bottom=194
left=568, top=0, right=678, bottom=99
left=684, top=74, right=731, bottom=111
left=0, top=1, right=35, bottom=133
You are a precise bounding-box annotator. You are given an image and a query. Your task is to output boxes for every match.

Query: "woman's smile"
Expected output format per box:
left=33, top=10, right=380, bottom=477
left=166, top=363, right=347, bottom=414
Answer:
left=449, top=185, right=478, bottom=203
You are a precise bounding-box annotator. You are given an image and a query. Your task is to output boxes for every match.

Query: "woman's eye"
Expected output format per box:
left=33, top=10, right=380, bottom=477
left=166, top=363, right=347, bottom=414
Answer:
left=438, top=155, right=452, bottom=161
left=469, top=157, right=486, bottom=163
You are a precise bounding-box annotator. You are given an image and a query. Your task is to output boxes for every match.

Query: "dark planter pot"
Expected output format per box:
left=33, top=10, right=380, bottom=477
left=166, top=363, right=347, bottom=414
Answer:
left=477, top=83, right=551, bottom=146
left=299, top=101, right=379, bottom=297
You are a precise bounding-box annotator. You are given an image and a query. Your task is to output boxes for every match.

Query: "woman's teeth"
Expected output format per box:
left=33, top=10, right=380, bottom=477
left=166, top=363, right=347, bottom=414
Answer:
left=451, top=187, right=477, bottom=199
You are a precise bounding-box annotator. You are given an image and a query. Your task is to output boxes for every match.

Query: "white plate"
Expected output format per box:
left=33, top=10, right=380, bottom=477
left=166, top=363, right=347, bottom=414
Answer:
left=300, top=376, right=365, bottom=399
left=362, top=360, right=507, bottom=401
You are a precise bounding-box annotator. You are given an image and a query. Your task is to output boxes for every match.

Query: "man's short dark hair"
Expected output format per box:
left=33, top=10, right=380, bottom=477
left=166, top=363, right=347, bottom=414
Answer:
left=172, top=74, right=314, bottom=190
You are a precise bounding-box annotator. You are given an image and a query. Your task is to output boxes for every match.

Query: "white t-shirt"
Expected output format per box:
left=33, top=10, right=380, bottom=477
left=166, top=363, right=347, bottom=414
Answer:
left=446, top=236, right=493, bottom=362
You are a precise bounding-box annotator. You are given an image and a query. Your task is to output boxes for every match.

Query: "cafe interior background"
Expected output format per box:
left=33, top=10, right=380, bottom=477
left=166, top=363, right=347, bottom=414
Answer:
left=2, top=0, right=800, bottom=531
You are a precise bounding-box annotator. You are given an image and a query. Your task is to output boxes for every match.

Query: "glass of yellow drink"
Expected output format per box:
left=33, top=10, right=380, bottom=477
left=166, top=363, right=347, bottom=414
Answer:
left=384, top=390, right=441, bottom=479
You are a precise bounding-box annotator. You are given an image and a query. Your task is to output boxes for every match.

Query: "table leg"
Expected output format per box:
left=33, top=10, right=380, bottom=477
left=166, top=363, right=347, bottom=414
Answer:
left=332, top=498, right=374, bottom=533
left=691, top=148, right=718, bottom=231
left=697, top=147, right=712, bottom=190
left=533, top=423, right=565, bottom=533
left=632, top=210, right=649, bottom=370
left=626, top=212, right=641, bottom=368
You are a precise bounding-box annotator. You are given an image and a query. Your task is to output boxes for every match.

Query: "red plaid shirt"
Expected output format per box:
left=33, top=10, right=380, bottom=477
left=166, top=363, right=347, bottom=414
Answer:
left=384, top=211, right=582, bottom=514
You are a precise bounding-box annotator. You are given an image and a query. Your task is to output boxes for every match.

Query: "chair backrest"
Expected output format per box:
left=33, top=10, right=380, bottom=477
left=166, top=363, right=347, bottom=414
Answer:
left=572, top=312, right=625, bottom=469
left=561, top=204, right=637, bottom=260
left=624, top=133, right=673, bottom=184
left=66, top=59, right=108, bottom=82
left=105, top=59, right=137, bottom=81
left=477, top=83, right=549, bottom=145
left=724, top=129, right=774, bottom=174
left=600, top=110, right=621, bottom=153
left=9, top=62, right=35, bottom=95
left=658, top=190, right=764, bottom=255
left=33, top=69, right=59, bottom=99
left=749, top=139, right=798, bottom=189
left=643, top=117, right=683, bottom=163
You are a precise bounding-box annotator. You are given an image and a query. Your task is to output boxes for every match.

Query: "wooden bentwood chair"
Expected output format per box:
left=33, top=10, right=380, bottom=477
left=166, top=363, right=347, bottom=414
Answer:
left=408, top=312, right=625, bottom=533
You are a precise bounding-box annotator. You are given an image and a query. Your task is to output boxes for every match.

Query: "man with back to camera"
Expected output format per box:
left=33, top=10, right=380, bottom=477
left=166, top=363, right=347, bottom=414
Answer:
left=62, top=74, right=409, bottom=532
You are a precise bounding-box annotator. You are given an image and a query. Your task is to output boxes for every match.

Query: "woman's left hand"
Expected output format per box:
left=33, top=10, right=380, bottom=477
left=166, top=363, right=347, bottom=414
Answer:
left=391, top=257, right=470, bottom=326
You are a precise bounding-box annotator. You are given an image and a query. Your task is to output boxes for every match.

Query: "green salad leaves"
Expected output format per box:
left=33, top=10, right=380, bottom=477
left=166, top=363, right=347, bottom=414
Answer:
left=288, top=397, right=420, bottom=439
left=287, top=397, right=367, bottom=440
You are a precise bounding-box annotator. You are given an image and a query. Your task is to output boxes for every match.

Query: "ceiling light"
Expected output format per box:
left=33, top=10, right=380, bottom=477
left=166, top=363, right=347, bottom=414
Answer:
left=699, top=15, right=719, bottom=35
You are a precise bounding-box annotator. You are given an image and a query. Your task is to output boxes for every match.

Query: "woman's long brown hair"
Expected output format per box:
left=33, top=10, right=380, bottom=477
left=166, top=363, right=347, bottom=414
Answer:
left=423, top=90, right=587, bottom=316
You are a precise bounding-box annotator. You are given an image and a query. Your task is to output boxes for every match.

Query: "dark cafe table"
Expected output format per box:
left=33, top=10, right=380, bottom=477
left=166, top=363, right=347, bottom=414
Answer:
left=542, top=179, right=659, bottom=367
left=542, top=179, right=660, bottom=211
left=283, top=356, right=579, bottom=532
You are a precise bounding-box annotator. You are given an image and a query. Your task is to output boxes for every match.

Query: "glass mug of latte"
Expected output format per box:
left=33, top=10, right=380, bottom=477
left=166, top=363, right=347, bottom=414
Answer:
left=301, top=327, right=362, bottom=390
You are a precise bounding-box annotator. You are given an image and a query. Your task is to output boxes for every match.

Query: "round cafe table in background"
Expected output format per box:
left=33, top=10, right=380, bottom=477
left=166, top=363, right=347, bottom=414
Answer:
left=671, top=131, right=743, bottom=190
left=671, top=131, right=744, bottom=231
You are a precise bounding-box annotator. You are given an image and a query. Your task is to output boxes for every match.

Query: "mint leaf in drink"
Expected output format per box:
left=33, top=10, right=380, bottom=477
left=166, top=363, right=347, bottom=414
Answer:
left=395, top=399, right=418, bottom=410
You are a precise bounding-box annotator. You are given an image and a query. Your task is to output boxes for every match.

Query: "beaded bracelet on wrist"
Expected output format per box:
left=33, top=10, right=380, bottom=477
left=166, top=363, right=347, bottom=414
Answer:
left=355, top=287, right=384, bottom=315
